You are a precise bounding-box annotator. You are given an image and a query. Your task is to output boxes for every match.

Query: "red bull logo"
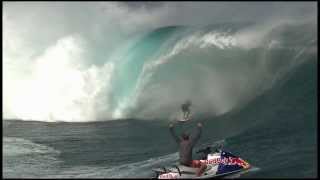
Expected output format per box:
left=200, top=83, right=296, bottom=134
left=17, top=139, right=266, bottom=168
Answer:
left=201, top=157, right=250, bottom=169
left=159, top=172, right=178, bottom=179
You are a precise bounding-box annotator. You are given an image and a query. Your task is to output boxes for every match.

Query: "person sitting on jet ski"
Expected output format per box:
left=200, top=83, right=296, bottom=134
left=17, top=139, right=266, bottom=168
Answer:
left=181, top=100, right=192, bottom=120
left=169, top=122, right=207, bottom=177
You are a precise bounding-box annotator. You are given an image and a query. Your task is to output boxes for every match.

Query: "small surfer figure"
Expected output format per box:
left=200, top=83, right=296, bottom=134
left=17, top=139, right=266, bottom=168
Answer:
left=181, top=100, right=192, bottom=120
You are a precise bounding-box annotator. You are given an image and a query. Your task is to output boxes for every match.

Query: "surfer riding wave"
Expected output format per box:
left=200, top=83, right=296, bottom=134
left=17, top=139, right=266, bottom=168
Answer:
left=181, top=100, right=192, bottom=120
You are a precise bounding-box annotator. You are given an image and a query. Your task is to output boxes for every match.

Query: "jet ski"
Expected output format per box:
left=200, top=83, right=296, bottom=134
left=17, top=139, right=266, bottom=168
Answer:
left=152, top=146, right=251, bottom=179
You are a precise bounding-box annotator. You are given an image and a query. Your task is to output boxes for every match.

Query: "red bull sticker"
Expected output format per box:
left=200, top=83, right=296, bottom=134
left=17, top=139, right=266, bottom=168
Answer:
left=201, top=157, right=250, bottom=168
left=159, top=172, right=179, bottom=179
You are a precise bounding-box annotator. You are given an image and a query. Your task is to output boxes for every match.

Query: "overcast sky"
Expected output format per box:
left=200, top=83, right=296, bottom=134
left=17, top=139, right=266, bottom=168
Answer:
left=4, top=1, right=316, bottom=56
left=120, top=1, right=317, bottom=25
left=4, top=2, right=317, bottom=30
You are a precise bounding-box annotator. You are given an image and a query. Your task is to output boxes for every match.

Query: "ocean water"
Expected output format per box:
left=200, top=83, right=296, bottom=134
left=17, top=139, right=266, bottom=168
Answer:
left=3, top=22, right=317, bottom=178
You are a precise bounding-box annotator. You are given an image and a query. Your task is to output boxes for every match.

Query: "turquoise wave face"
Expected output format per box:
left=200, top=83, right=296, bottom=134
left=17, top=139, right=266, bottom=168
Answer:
left=110, top=27, right=182, bottom=113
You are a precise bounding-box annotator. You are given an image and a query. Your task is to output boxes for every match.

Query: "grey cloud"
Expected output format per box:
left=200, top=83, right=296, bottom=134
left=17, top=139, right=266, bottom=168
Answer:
left=120, top=1, right=165, bottom=10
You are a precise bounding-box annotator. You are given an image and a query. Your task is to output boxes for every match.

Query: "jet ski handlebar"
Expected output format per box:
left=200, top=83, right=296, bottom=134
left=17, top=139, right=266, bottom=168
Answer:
left=196, top=144, right=223, bottom=154
left=196, top=146, right=212, bottom=154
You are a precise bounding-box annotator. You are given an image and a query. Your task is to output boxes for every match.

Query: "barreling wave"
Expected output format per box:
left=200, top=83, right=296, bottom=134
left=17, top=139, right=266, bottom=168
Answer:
left=112, top=21, right=317, bottom=120
left=4, top=21, right=317, bottom=122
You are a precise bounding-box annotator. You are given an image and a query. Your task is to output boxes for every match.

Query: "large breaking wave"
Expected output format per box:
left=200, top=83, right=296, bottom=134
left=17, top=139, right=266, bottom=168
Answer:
left=3, top=21, right=317, bottom=122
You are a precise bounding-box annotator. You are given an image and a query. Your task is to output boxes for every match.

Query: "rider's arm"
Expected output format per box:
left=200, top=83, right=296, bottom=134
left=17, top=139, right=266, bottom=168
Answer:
left=169, top=124, right=180, bottom=144
left=191, top=123, right=202, bottom=146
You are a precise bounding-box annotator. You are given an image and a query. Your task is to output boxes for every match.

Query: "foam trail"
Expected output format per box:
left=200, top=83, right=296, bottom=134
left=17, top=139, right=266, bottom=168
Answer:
left=47, top=152, right=179, bottom=178
left=224, top=166, right=260, bottom=179
left=3, top=137, right=62, bottom=178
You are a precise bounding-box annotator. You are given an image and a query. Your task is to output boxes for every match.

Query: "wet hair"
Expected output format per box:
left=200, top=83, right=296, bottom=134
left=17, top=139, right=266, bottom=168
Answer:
left=181, top=133, right=190, bottom=140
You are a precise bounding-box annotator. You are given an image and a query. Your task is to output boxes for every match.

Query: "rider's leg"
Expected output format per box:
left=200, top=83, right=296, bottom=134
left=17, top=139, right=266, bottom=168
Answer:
left=191, top=160, right=207, bottom=177
left=186, top=111, right=190, bottom=119
left=196, top=163, right=207, bottom=177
